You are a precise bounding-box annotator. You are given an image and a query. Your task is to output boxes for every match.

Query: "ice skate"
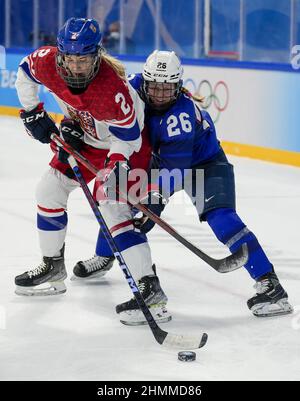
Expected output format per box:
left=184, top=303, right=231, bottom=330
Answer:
left=116, top=265, right=171, bottom=326
left=247, top=269, right=293, bottom=317
left=71, top=255, right=115, bottom=280
left=15, top=246, right=67, bottom=296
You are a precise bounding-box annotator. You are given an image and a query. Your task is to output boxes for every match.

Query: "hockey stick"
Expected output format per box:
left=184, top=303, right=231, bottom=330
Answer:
left=51, top=134, right=248, bottom=273
left=67, top=155, right=208, bottom=350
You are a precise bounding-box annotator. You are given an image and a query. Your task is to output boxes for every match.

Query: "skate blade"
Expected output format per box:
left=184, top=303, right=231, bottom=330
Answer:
left=119, top=305, right=172, bottom=326
left=15, top=281, right=67, bottom=296
left=70, top=271, right=108, bottom=281
left=120, top=315, right=172, bottom=326
left=252, top=299, right=293, bottom=317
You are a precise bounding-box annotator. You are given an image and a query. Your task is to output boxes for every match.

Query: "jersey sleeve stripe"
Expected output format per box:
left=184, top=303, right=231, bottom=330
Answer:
left=109, top=119, right=141, bottom=141
left=20, top=61, right=41, bottom=84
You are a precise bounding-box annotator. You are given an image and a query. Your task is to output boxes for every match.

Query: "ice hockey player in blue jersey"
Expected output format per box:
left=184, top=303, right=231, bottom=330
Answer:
left=74, top=50, right=293, bottom=320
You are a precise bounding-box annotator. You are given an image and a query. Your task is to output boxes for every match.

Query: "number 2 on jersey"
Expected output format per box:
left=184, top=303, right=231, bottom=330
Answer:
left=167, top=113, right=192, bottom=137
left=115, top=93, right=131, bottom=115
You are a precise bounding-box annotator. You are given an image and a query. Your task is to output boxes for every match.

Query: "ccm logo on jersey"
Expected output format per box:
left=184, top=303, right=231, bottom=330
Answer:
left=22, top=111, right=45, bottom=123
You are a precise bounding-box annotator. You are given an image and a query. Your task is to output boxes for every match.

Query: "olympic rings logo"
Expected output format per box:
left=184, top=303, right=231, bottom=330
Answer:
left=183, top=79, right=229, bottom=123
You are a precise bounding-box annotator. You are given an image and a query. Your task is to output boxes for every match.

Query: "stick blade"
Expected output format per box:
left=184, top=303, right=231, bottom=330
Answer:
left=162, top=332, right=208, bottom=350
left=215, top=243, right=249, bottom=273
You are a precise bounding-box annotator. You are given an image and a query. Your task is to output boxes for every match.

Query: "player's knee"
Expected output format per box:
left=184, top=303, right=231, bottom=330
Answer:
left=205, top=207, right=246, bottom=244
left=36, top=178, right=53, bottom=206
left=36, top=173, right=68, bottom=210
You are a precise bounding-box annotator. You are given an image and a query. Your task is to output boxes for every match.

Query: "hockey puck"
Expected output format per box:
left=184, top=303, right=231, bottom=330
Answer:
left=178, top=351, right=196, bottom=362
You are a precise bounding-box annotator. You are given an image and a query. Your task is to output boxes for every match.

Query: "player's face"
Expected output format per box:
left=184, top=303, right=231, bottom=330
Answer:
left=64, top=55, right=94, bottom=77
left=147, top=82, right=177, bottom=109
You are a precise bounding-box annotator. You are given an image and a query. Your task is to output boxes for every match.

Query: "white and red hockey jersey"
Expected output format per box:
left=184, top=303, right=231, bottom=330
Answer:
left=15, top=46, right=145, bottom=159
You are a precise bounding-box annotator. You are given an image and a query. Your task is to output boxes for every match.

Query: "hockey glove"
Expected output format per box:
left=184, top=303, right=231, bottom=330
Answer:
left=20, top=102, right=59, bottom=144
left=58, top=119, right=85, bottom=164
left=133, top=187, right=168, bottom=233
left=101, top=154, right=130, bottom=201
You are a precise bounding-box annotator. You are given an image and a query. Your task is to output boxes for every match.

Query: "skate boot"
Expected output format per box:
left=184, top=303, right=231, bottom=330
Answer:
left=72, top=255, right=115, bottom=280
left=247, top=269, right=293, bottom=317
left=15, top=246, right=67, bottom=296
left=116, top=265, right=172, bottom=326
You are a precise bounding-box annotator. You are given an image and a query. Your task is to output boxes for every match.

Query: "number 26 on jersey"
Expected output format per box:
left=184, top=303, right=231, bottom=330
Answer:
left=167, top=113, right=192, bottom=137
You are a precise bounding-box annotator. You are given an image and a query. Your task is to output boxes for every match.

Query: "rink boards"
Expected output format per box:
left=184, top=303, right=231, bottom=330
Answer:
left=0, top=50, right=300, bottom=166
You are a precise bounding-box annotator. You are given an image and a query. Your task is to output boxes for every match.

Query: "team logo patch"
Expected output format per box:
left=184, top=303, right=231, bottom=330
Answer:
left=71, top=33, right=79, bottom=40
left=90, top=24, right=97, bottom=33
left=66, top=106, right=97, bottom=138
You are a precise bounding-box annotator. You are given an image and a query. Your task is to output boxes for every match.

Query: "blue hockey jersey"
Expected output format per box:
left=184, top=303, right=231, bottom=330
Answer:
left=128, top=73, right=221, bottom=171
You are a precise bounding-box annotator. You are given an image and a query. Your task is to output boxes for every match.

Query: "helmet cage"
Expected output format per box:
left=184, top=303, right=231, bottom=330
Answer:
left=142, top=79, right=182, bottom=111
left=56, top=47, right=101, bottom=89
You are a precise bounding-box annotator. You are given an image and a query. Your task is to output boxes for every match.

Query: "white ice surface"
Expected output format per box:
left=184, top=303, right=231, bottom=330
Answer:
left=0, top=116, right=299, bottom=381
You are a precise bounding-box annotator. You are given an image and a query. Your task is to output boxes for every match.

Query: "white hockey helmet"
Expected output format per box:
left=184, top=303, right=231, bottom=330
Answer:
left=143, top=50, right=183, bottom=83
left=142, top=50, right=183, bottom=110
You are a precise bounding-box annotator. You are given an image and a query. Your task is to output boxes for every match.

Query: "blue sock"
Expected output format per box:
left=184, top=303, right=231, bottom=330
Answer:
left=205, top=208, right=273, bottom=279
left=95, top=229, right=114, bottom=257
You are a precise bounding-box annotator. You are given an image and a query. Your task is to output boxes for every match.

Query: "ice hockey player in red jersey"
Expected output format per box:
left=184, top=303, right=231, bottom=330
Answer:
left=14, top=17, right=170, bottom=324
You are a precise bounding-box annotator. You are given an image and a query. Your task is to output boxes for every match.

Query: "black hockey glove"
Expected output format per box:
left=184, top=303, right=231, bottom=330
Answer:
left=133, top=187, right=168, bottom=233
left=20, top=102, right=59, bottom=144
left=58, top=119, right=85, bottom=164
left=101, top=154, right=130, bottom=201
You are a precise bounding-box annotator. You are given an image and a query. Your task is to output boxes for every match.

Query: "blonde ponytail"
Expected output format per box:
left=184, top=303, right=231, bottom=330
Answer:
left=181, top=86, right=205, bottom=104
left=101, top=51, right=126, bottom=80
